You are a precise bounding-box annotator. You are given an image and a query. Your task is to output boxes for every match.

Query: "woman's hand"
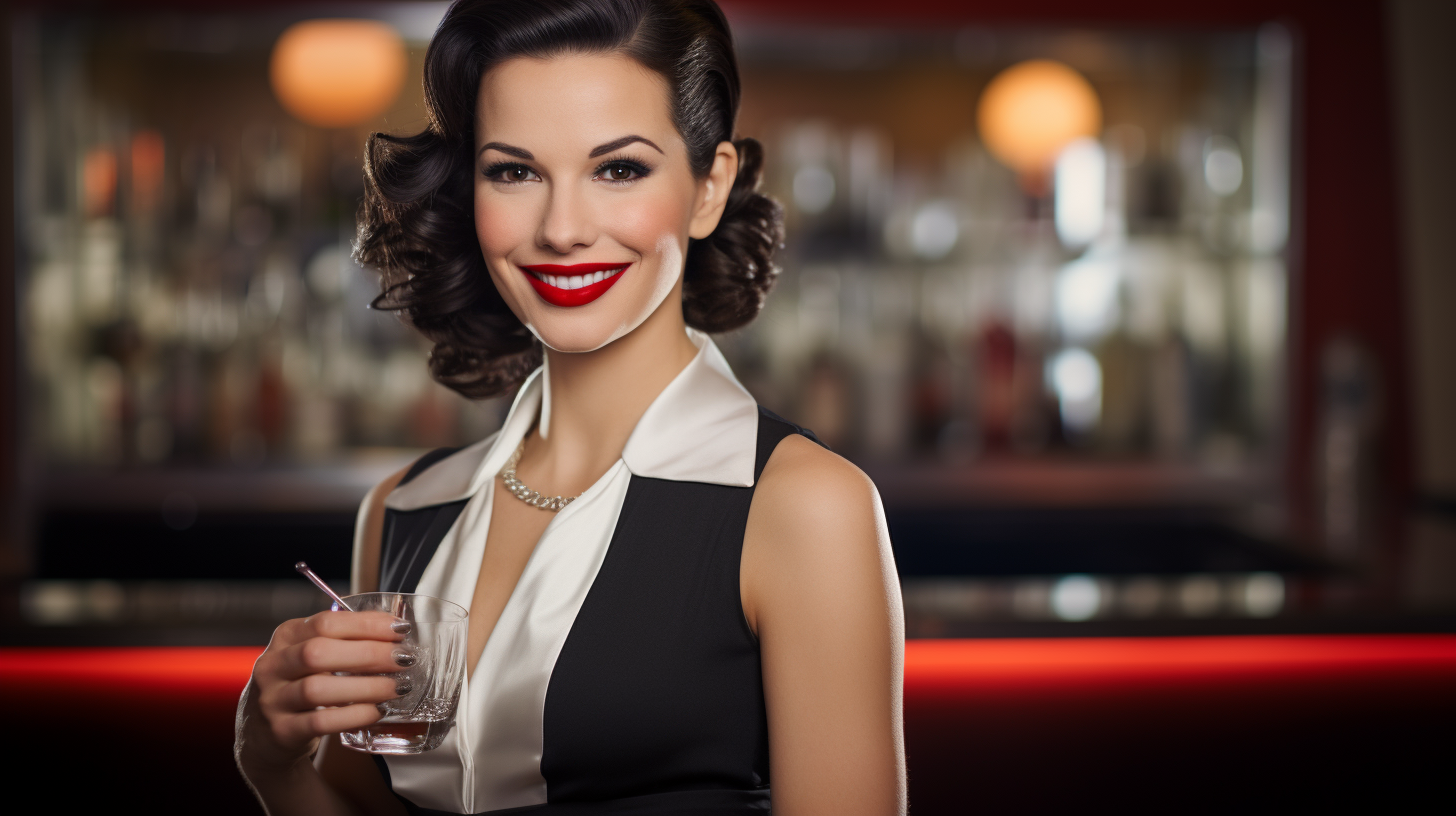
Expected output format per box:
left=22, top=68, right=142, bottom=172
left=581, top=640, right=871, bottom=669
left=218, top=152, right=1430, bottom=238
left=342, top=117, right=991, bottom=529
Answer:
left=236, top=610, right=409, bottom=775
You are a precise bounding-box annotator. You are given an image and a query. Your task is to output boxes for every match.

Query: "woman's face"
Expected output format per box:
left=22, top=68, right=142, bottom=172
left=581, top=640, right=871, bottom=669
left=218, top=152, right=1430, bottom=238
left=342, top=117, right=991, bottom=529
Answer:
left=474, top=52, right=727, bottom=353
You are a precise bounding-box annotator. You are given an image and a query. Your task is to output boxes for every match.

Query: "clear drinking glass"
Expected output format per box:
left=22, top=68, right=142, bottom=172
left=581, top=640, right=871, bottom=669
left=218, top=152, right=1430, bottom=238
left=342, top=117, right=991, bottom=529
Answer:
left=334, top=592, right=469, bottom=755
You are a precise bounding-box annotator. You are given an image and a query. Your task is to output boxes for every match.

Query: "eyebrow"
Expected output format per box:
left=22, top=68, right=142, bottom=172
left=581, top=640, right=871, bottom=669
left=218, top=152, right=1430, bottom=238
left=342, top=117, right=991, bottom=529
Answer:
left=588, top=135, right=663, bottom=158
left=478, top=142, right=533, bottom=160
left=477, top=135, right=664, bottom=161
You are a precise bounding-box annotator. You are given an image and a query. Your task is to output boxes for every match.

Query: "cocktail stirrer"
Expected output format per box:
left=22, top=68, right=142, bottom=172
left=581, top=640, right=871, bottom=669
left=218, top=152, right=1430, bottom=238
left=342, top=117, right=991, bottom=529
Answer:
left=295, top=561, right=354, bottom=611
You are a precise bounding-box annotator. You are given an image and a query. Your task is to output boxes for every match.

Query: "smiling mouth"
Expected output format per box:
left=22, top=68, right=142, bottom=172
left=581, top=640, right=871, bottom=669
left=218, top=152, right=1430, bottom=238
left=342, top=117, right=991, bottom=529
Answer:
left=519, top=263, right=629, bottom=307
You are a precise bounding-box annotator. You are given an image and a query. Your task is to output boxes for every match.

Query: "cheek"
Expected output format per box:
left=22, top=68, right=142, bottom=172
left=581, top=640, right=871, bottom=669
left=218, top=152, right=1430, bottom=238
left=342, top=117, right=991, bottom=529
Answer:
left=474, top=191, right=532, bottom=260
left=603, top=190, right=691, bottom=265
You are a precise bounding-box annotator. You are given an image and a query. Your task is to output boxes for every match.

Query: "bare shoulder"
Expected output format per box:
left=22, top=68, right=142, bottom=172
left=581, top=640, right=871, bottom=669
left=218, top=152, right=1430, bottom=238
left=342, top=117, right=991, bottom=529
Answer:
left=752, top=434, right=882, bottom=535
left=741, top=434, right=898, bottom=634
left=758, top=432, right=864, bottom=485
left=350, top=462, right=415, bottom=595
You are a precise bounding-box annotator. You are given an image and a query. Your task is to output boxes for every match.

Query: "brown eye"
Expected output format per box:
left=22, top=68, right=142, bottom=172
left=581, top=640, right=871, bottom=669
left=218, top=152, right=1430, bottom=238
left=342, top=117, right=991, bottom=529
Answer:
left=598, top=161, right=647, bottom=183
left=484, top=163, right=537, bottom=183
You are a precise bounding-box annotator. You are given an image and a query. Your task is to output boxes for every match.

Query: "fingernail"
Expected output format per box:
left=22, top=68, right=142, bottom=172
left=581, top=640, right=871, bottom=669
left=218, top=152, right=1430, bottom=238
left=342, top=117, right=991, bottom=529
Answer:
left=395, top=681, right=414, bottom=696
left=391, top=620, right=412, bottom=635
left=393, top=649, right=417, bottom=667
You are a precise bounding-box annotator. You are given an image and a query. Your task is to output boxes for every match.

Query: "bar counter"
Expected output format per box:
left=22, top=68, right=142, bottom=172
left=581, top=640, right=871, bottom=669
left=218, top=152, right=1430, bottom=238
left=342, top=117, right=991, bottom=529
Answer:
left=6, top=635, right=1453, bottom=813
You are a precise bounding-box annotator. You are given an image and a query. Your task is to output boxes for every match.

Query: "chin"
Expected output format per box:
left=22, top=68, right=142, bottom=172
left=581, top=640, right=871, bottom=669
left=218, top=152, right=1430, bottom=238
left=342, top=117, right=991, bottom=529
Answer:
left=527, top=317, right=631, bottom=354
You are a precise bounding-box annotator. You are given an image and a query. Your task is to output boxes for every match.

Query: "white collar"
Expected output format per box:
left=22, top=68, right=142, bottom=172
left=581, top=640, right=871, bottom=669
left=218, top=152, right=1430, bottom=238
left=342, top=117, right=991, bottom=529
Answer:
left=385, top=329, right=759, bottom=511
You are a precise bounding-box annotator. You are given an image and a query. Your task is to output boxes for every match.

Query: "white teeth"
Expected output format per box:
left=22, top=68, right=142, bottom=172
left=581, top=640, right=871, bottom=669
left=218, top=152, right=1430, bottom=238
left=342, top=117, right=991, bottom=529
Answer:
left=529, top=265, right=627, bottom=289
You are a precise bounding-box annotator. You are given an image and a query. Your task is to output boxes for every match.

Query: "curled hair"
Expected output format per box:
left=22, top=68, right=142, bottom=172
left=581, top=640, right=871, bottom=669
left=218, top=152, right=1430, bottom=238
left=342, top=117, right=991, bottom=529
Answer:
left=355, top=0, right=784, bottom=399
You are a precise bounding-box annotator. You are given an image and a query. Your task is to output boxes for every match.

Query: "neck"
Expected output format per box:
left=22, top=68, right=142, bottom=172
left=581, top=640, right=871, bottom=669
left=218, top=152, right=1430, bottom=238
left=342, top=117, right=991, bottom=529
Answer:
left=528, top=289, right=700, bottom=493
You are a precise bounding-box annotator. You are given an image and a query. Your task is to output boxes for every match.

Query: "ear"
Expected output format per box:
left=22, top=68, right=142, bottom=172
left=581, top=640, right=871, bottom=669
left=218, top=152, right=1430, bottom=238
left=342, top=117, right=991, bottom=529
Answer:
left=689, top=141, right=739, bottom=240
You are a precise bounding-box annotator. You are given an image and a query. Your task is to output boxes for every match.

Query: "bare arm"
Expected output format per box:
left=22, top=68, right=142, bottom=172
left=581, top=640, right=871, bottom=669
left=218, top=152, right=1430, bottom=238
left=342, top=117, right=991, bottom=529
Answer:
left=236, top=464, right=413, bottom=816
left=742, top=435, right=907, bottom=816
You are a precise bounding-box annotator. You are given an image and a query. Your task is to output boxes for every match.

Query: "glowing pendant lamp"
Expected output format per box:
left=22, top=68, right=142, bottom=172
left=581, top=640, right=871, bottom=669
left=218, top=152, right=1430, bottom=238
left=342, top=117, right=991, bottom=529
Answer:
left=977, top=59, right=1102, bottom=193
left=270, top=19, right=407, bottom=128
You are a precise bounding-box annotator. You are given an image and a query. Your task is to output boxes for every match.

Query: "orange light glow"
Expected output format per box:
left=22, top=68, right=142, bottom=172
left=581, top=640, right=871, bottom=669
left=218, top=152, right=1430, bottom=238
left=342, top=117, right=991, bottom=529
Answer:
left=6, top=636, right=1456, bottom=699
left=130, top=130, right=165, bottom=213
left=269, top=19, right=407, bottom=129
left=82, top=147, right=118, bottom=218
left=904, top=635, right=1456, bottom=700
left=977, top=59, right=1102, bottom=191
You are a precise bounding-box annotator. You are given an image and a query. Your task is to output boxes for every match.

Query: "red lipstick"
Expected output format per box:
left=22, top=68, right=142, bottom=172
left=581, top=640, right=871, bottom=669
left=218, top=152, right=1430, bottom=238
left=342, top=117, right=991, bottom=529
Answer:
left=519, top=263, right=629, bottom=307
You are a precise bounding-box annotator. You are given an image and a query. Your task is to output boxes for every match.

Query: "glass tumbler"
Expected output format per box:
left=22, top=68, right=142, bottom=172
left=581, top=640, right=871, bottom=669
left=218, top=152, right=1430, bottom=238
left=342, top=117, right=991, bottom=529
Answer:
left=333, top=592, right=468, bottom=754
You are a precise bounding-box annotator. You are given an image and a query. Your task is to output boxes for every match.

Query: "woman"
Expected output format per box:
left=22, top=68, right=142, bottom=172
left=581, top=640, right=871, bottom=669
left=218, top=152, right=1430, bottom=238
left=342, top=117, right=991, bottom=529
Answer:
left=235, top=1, right=905, bottom=813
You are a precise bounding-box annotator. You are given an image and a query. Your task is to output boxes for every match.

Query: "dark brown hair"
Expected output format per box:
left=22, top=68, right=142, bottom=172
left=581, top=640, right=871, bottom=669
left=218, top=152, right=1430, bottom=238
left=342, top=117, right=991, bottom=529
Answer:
left=355, top=0, right=783, bottom=399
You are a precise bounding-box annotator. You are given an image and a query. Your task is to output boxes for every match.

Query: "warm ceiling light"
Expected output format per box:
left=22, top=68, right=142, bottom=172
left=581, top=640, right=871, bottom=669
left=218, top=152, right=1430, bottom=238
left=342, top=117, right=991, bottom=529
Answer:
left=269, top=19, right=407, bottom=128
left=977, top=59, right=1102, bottom=190
left=83, top=147, right=118, bottom=218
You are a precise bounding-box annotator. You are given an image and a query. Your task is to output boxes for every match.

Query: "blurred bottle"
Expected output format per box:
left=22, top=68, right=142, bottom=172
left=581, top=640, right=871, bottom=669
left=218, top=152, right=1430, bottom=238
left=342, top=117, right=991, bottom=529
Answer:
left=1096, top=329, right=1149, bottom=453
left=910, top=329, right=953, bottom=454
left=799, top=350, right=854, bottom=453
left=1010, top=334, right=1051, bottom=453
left=1151, top=332, right=1195, bottom=459
left=1316, top=335, right=1381, bottom=563
left=977, top=320, right=1016, bottom=453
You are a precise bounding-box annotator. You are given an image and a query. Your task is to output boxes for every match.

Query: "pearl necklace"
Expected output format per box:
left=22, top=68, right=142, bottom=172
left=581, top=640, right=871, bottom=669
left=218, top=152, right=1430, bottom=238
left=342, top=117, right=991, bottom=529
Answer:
left=500, top=440, right=578, bottom=512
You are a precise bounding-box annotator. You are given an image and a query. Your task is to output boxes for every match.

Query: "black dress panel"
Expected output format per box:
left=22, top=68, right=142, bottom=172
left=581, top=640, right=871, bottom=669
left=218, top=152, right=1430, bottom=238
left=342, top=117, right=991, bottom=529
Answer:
left=373, top=407, right=821, bottom=814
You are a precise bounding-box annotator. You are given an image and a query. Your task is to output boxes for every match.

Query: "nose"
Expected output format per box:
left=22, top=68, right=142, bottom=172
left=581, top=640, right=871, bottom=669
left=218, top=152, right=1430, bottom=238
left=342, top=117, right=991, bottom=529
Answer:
left=536, top=183, right=596, bottom=254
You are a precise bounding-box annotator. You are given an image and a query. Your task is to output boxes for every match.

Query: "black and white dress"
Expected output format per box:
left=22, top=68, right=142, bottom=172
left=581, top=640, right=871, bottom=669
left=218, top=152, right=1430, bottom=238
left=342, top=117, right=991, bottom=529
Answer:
left=364, top=329, right=819, bottom=815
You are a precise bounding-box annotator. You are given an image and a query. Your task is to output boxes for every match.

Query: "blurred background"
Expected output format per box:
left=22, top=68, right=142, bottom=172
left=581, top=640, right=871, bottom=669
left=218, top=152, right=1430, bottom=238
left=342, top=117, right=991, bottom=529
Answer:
left=0, top=0, right=1453, bottom=811
left=4, top=0, right=1451, bottom=642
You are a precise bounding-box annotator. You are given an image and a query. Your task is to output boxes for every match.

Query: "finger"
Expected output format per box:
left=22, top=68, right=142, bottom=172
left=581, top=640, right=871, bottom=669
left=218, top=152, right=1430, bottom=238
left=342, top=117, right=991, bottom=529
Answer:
left=251, top=622, right=312, bottom=685
left=275, top=637, right=409, bottom=680
left=255, top=612, right=404, bottom=684
left=264, top=616, right=316, bottom=651
left=275, top=673, right=403, bottom=711
left=304, top=610, right=409, bottom=643
left=275, top=704, right=383, bottom=747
